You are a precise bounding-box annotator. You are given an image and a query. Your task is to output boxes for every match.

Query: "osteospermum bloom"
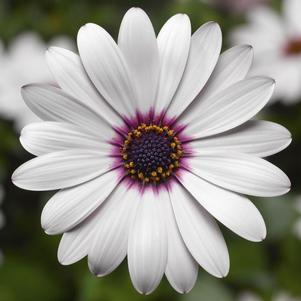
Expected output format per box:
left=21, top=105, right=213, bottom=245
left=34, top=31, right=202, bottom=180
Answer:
left=230, top=0, right=301, bottom=103
left=12, top=8, right=291, bottom=294
left=0, top=32, right=73, bottom=130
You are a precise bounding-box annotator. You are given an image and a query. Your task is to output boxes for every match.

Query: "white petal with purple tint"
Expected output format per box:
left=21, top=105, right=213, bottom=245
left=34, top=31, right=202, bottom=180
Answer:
left=118, top=8, right=159, bottom=113
left=169, top=182, right=229, bottom=277
left=164, top=189, right=198, bottom=293
left=20, top=121, right=110, bottom=156
left=21, top=84, right=115, bottom=139
left=88, top=184, right=139, bottom=276
left=155, top=14, right=191, bottom=113
left=128, top=189, right=167, bottom=294
left=77, top=23, right=136, bottom=117
left=12, top=150, right=116, bottom=191
left=189, top=151, right=291, bottom=197
left=46, top=47, right=122, bottom=126
left=179, top=171, right=266, bottom=241
left=183, top=77, right=275, bottom=138
left=41, top=170, right=119, bottom=234
left=166, top=22, right=221, bottom=118
left=188, top=120, right=291, bottom=158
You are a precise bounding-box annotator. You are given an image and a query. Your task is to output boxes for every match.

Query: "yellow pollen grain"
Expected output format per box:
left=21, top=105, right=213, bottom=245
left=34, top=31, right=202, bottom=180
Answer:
left=170, top=153, right=177, bottom=159
left=151, top=171, right=157, bottom=177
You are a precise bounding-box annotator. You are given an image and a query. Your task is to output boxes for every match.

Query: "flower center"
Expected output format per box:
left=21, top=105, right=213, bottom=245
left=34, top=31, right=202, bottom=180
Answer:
left=284, top=37, right=301, bottom=56
left=121, top=123, right=183, bottom=184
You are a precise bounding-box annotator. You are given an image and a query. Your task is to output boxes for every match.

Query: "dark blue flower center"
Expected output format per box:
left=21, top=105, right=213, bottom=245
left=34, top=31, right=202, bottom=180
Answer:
left=121, top=124, right=182, bottom=184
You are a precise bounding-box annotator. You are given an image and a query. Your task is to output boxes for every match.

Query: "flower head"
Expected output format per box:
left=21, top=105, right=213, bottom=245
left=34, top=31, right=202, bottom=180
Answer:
left=12, top=8, right=291, bottom=294
left=230, top=0, right=301, bottom=103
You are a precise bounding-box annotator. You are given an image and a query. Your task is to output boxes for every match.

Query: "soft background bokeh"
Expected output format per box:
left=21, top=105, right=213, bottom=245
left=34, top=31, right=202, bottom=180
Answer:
left=0, top=0, right=300, bottom=300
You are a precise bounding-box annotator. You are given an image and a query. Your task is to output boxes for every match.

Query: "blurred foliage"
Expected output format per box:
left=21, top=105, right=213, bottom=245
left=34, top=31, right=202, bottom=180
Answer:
left=0, top=0, right=300, bottom=301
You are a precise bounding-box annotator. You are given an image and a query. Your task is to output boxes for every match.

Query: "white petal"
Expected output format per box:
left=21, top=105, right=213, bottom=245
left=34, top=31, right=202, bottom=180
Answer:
left=180, top=45, right=254, bottom=124
left=58, top=210, right=101, bottom=265
left=118, top=8, right=159, bottom=113
left=188, top=120, right=292, bottom=157
left=183, top=77, right=275, bottom=139
left=169, top=182, right=229, bottom=277
left=196, top=45, right=253, bottom=101
left=189, top=151, right=291, bottom=197
left=41, top=170, right=118, bottom=234
left=46, top=47, right=122, bottom=127
left=20, top=121, right=110, bottom=156
left=58, top=227, right=91, bottom=265
left=127, top=189, right=167, bottom=295
left=77, top=23, right=136, bottom=117
left=21, top=84, right=115, bottom=139
left=166, top=22, right=222, bottom=118
left=88, top=184, right=139, bottom=276
left=179, top=171, right=266, bottom=241
left=12, top=150, right=116, bottom=191
left=283, top=0, right=301, bottom=35
left=155, top=14, right=191, bottom=113
left=164, top=190, right=198, bottom=293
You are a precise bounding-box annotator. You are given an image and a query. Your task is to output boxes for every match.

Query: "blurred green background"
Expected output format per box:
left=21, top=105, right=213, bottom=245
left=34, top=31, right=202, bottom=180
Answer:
left=0, top=0, right=300, bottom=300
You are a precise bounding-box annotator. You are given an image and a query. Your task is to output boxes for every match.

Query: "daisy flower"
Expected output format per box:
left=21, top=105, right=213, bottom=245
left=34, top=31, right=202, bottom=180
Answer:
left=12, top=8, right=291, bottom=294
left=0, top=32, right=74, bottom=130
left=230, top=0, right=301, bottom=104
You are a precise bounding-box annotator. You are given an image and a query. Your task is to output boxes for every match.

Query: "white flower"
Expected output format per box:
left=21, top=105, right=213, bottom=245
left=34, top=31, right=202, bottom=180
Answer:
left=230, top=0, right=301, bottom=104
left=0, top=32, right=74, bottom=130
left=12, top=8, right=291, bottom=294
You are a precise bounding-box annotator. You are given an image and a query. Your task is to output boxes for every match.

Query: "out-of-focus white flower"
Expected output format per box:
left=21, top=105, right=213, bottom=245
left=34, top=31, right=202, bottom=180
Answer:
left=230, top=0, right=301, bottom=104
left=293, top=195, right=301, bottom=239
left=237, top=291, right=262, bottom=301
left=274, top=292, right=301, bottom=301
left=238, top=291, right=301, bottom=301
left=201, top=0, right=268, bottom=13
left=0, top=32, right=74, bottom=131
